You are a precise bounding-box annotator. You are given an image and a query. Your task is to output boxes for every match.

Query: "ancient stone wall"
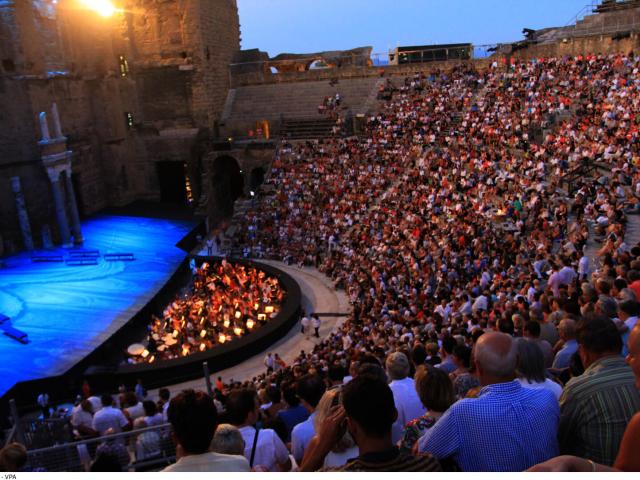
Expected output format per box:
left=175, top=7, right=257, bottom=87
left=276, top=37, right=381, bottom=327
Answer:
left=0, top=0, right=240, bottom=253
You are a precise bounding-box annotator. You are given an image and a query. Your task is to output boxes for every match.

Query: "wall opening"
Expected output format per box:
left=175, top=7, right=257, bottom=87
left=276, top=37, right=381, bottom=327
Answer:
left=211, top=155, right=244, bottom=217
left=249, top=167, right=265, bottom=191
left=156, top=161, right=188, bottom=203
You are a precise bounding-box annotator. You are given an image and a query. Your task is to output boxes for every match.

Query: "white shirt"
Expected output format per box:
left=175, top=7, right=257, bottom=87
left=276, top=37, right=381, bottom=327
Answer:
left=71, top=408, right=93, bottom=430
left=517, top=378, right=562, bottom=401
left=239, top=426, right=289, bottom=471
left=388, top=377, right=427, bottom=444
left=125, top=402, right=145, bottom=420
left=291, top=412, right=316, bottom=464
left=163, top=451, right=250, bottom=472
left=92, top=406, right=129, bottom=435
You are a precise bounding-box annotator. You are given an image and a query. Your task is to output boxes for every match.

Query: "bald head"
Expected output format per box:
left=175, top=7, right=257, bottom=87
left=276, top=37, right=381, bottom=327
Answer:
left=558, top=318, right=576, bottom=340
left=474, top=332, right=518, bottom=382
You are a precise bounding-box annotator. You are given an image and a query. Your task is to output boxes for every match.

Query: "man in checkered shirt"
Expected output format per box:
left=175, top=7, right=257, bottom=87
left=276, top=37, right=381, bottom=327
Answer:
left=417, top=332, right=559, bottom=471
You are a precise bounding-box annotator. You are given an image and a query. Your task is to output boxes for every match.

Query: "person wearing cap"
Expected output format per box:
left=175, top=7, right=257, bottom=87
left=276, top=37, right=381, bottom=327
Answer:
left=385, top=352, right=427, bottom=444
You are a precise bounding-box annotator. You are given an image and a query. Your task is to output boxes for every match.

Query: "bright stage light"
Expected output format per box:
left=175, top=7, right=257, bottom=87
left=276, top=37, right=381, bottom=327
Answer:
left=79, top=0, right=117, bottom=17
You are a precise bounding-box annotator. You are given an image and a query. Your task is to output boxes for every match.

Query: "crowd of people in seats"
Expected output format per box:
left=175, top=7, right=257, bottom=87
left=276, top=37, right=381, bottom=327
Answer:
left=7, top=54, right=640, bottom=473
left=219, top=53, right=640, bottom=471
left=132, top=260, right=285, bottom=363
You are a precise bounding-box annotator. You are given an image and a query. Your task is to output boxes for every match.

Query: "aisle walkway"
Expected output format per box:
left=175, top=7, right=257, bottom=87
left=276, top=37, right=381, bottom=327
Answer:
left=148, top=260, right=350, bottom=398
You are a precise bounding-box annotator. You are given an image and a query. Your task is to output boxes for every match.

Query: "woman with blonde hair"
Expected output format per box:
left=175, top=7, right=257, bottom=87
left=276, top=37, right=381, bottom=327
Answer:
left=302, top=387, right=358, bottom=468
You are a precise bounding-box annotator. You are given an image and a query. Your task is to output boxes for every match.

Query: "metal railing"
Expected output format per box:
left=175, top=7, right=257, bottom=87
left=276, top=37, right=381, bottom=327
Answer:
left=24, top=423, right=175, bottom=472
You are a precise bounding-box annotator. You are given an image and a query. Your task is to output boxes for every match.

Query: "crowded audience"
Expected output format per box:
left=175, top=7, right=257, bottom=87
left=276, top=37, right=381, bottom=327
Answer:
left=8, top=52, right=640, bottom=472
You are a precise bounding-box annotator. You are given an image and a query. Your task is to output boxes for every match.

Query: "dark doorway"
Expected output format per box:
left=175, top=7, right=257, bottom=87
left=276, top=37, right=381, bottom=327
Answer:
left=211, top=156, right=244, bottom=217
left=71, top=173, right=86, bottom=218
left=249, top=167, right=265, bottom=192
left=156, top=161, right=187, bottom=203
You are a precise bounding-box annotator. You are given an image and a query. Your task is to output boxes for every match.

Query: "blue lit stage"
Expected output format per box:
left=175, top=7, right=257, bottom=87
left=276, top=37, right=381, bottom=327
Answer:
left=0, top=214, right=197, bottom=398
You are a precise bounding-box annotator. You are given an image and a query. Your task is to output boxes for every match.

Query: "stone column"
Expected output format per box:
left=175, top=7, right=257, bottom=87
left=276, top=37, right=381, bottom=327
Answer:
left=63, top=169, right=83, bottom=245
left=48, top=169, right=71, bottom=246
left=10, top=177, right=34, bottom=251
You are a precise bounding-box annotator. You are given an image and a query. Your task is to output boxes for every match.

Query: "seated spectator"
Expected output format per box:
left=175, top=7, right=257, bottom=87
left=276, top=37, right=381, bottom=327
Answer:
left=619, top=299, right=639, bottom=356
left=425, top=342, right=441, bottom=366
left=142, top=400, right=164, bottom=427
left=261, top=385, right=285, bottom=419
left=163, top=389, right=249, bottom=472
left=400, top=365, right=455, bottom=453
left=524, top=321, right=554, bottom=368
left=386, top=352, right=427, bottom=444
left=435, top=337, right=457, bottom=374
left=558, top=315, right=640, bottom=466
left=0, top=443, right=27, bottom=472
left=211, top=424, right=245, bottom=456
left=133, top=418, right=161, bottom=461
left=276, top=382, right=309, bottom=441
left=291, top=374, right=326, bottom=464
left=301, top=375, right=441, bottom=471
left=552, top=319, right=578, bottom=370
left=449, top=344, right=480, bottom=398
left=515, top=338, right=562, bottom=400
left=417, top=332, right=559, bottom=471
left=529, top=322, right=640, bottom=472
left=226, top=388, right=290, bottom=471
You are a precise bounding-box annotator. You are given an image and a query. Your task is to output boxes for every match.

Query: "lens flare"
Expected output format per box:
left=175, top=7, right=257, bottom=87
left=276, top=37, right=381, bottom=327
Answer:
left=79, top=0, right=117, bottom=17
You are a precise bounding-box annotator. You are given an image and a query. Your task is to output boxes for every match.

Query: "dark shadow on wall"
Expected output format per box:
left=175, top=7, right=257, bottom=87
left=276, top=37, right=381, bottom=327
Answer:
left=211, top=155, right=244, bottom=217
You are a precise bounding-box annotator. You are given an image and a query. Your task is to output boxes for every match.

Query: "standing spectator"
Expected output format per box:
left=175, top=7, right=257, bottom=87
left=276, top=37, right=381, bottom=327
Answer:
left=37, top=392, right=50, bottom=419
left=226, top=388, right=290, bottom=471
left=206, top=237, right=214, bottom=256
left=71, top=399, right=97, bottom=438
left=158, top=388, right=170, bottom=421
left=135, top=379, right=146, bottom=401
left=301, top=314, right=310, bottom=335
left=276, top=382, right=310, bottom=441
left=291, top=374, right=326, bottom=464
left=163, top=389, right=249, bottom=471
left=417, top=332, right=559, bottom=471
left=386, top=352, right=427, bottom=444
left=312, top=314, right=321, bottom=338
left=558, top=315, right=640, bottom=466
left=264, top=353, right=275, bottom=373
left=301, top=375, right=442, bottom=472
left=92, top=395, right=131, bottom=436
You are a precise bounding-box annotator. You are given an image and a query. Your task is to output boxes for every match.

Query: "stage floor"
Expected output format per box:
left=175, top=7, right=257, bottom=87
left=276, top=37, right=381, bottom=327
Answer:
left=0, top=214, right=196, bottom=398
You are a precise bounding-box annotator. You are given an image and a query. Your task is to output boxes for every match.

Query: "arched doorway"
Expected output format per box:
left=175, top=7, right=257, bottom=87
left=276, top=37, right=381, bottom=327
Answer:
left=211, top=156, right=244, bottom=217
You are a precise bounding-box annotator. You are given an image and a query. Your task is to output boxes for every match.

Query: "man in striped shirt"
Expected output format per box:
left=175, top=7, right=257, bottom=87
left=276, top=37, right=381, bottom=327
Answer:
left=558, top=314, right=640, bottom=466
